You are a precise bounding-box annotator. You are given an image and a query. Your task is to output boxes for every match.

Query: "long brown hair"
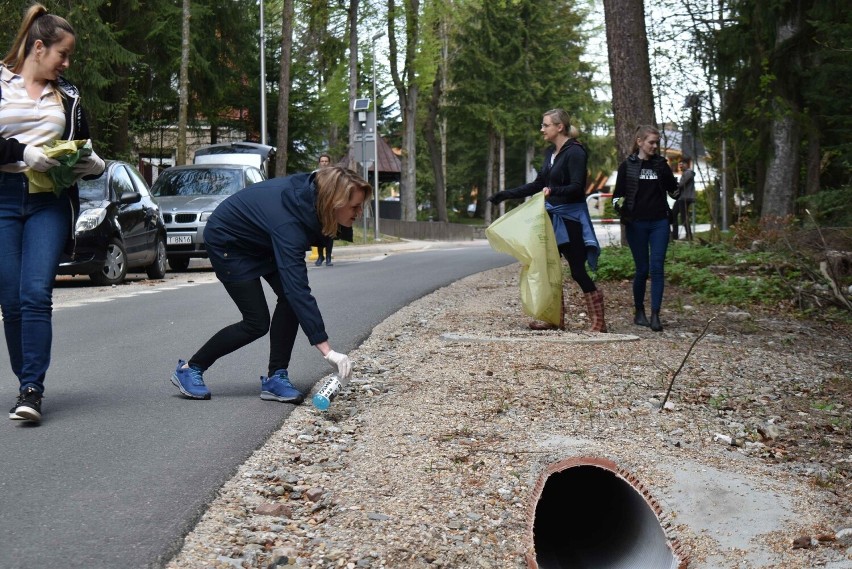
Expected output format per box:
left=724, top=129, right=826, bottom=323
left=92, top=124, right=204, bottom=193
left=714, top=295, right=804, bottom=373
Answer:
left=3, top=4, right=75, bottom=73
left=314, top=167, right=373, bottom=236
left=631, top=125, right=660, bottom=154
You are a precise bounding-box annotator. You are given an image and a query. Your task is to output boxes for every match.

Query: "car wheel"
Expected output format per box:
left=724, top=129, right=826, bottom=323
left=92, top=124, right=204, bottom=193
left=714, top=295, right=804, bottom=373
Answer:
left=168, top=256, right=190, bottom=272
left=90, top=238, right=128, bottom=286
left=146, top=236, right=168, bottom=279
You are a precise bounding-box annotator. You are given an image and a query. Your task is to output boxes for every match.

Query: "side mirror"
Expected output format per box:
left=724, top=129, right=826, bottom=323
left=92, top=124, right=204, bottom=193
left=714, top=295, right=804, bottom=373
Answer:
left=119, top=192, right=142, bottom=205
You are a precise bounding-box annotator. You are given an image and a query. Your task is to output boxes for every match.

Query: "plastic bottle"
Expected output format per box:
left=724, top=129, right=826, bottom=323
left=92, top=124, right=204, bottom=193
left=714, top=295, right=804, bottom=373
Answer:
left=312, top=375, right=341, bottom=411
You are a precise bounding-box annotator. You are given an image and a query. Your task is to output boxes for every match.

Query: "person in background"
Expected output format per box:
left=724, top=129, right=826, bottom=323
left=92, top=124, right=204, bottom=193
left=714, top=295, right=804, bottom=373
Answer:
left=315, top=153, right=334, bottom=266
left=489, top=109, right=606, bottom=333
left=170, top=166, right=372, bottom=403
left=1, top=4, right=105, bottom=423
left=672, top=158, right=695, bottom=241
left=612, top=125, right=680, bottom=332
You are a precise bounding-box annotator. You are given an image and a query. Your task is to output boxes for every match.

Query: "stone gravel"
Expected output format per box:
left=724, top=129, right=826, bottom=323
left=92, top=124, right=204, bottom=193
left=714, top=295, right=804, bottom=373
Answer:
left=165, top=263, right=852, bottom=569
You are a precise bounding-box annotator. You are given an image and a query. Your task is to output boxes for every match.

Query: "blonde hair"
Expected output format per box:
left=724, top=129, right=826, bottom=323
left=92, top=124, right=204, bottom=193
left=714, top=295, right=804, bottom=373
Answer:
left=314, top=166, right=373, bottom=236
left=631, top=125, right=660, bottom=154
left=543, top=108, right=571, bottom=136
left=3, top=4, right=75, bottom=73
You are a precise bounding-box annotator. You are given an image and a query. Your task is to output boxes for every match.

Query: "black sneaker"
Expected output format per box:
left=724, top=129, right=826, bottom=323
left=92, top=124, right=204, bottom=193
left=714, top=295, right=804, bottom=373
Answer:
left=11, top=387, right=42, bottom=422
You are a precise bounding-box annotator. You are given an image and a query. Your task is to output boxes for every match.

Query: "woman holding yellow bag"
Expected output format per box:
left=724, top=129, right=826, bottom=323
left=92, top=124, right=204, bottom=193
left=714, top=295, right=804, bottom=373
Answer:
left=1, top=4, right=104, bottom=423
left=489, top=109, right=605, bottom=332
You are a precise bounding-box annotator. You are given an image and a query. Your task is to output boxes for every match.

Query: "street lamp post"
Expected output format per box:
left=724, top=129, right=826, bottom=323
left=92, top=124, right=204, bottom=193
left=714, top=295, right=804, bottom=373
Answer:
left=371, top=31, right=384, bottom=241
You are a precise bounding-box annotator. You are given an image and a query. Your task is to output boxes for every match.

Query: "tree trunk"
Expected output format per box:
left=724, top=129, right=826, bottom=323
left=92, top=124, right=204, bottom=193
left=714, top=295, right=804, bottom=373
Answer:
left=387, top=0, right=421, bottom=222
left=485, top=128, right=496, bottom=225
left=762, top=111, right=800, bottom=219
left=602, top=0, right=656, bottom=162
left=275, top=0, right=294, bottom=177
left=401, top=85, right=418, bottom=220
left=177, top=0, right=191, bottom=165
left=525, top=144, right=535, bottom=183
left=424, top=66, right=447, bottom=221
left=805, top=119, right=820, bottom=196
left=761, top=18, right=801, bottom=220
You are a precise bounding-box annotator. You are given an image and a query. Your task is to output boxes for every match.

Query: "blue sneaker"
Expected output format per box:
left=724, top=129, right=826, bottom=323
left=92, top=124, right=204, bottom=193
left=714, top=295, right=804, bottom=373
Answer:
left=171, top=360, right=211, bottom=400
left=260, top=369, right=304, bottom=403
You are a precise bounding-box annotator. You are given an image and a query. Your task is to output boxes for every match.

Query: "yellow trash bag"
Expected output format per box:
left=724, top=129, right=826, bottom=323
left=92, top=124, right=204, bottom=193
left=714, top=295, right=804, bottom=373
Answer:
left=485, top=193, right=563, bottom=326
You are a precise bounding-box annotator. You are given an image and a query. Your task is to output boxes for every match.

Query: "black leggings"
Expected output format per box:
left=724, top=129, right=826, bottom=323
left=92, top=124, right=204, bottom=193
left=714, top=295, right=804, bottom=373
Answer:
left=189, top=272, right=298, bottom=376
left=558, top=219, right=596, bottom=293
left=317, top=236, right=333, bottom=259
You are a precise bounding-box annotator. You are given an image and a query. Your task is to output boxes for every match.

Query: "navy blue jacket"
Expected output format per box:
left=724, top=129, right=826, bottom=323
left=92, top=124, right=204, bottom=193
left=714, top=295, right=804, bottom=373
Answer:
left=203, top=172, right=329, bottom=345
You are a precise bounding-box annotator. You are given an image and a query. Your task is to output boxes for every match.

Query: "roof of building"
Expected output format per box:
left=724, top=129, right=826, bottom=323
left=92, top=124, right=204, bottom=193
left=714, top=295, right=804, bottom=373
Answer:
left=661, top=129, right=707, bottom=159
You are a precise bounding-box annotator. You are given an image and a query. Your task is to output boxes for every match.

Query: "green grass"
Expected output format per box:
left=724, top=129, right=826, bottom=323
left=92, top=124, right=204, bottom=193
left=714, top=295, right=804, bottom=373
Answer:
left=594, top=241, right=792, bottom=308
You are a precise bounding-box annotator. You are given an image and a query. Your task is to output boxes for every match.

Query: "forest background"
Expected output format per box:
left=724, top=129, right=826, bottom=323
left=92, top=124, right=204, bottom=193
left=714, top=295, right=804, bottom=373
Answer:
left=0, top=0, right=849, bottom=229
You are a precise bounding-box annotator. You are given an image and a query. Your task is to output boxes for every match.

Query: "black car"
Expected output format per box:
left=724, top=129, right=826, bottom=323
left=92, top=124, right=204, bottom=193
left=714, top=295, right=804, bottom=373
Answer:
left=57, top=160, right=168, bottom=285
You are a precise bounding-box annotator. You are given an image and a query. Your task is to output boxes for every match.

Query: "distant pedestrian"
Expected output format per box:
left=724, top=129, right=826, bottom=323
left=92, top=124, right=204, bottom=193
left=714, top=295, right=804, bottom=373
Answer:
left=170, top=166, right=372, bottom=403
left=315, top=153, right=334, bottom=266
left=1, top=4, right=105, bottom=423
left=489, top=109, right=605, bottom=332
left=671, top=158, right=695, bottom=240
left=612, top=125, right=680, bottom=332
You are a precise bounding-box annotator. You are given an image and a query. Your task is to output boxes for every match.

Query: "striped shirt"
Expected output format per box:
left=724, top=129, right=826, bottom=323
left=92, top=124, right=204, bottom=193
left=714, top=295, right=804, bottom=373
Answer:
left=0, top=66, right=65, bottom=173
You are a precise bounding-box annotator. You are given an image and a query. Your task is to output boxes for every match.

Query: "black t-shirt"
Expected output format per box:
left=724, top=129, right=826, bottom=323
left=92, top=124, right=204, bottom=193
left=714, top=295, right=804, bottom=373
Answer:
left=632, top=160, right=670, bottom=221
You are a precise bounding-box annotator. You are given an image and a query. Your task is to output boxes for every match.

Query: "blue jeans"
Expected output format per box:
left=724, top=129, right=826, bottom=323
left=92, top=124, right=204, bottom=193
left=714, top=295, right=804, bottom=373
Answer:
left=0, top=172, right=71, bottom=394
left=625, top=218, right=670, bottom=312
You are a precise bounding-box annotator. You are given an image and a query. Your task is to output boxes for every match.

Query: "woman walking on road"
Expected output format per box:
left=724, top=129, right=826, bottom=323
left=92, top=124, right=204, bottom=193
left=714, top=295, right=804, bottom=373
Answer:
left=314, top=153, right=334, bottom=266
left=1, top=4, right=105, bottom=423
left=612, top=125, right=680, bottom=331
left=170, top=166, right=372, bottom=403
left=489, top=109, right=605, bottom=332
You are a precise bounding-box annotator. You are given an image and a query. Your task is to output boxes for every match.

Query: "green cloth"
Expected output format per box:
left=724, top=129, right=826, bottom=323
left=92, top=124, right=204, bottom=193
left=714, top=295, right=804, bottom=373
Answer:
left=26, top=140, right=92, bottom=196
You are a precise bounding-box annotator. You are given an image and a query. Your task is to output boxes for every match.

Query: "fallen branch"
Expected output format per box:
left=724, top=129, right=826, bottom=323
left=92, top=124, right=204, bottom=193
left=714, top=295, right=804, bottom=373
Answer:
left=660, top=316, right=717, bottom=410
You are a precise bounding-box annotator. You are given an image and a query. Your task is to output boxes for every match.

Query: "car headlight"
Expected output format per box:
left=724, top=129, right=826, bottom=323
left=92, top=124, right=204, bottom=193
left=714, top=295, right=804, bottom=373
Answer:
left=199, top=211, right=213, bottom=222
left=75, top=207, right=107, bottom=233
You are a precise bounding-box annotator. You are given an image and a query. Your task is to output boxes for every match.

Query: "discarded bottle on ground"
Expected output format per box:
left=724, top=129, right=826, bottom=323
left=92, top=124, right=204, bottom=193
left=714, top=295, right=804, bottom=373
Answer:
left=312, top=375, right=341, bottom=411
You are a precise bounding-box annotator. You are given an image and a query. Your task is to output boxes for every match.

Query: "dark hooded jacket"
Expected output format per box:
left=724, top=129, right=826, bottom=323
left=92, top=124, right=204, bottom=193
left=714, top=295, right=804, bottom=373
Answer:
left=612, top=153, right=678, bottom=223
left=491, top=139, right=587, bottom=205
left=203, top=172, right=330, bottom=345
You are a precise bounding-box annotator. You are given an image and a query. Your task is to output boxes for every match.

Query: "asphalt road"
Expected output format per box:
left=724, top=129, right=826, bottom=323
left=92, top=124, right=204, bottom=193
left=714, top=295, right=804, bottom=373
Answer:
left=0, top=243, right=512, bottom=569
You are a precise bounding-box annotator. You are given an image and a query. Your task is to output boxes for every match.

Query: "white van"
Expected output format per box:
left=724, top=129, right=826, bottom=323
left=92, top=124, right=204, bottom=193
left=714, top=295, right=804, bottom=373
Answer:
left=193, top=142, right=276, bottom=178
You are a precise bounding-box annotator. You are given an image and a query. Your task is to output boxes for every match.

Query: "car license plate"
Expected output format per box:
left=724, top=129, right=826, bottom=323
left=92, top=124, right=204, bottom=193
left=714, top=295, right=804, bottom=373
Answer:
left=167, top=235, right=193, bottom=245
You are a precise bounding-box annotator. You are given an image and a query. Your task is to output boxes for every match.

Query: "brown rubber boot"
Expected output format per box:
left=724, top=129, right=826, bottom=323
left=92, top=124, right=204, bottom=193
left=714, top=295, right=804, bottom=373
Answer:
left=584, top=289, right=608, bottom=333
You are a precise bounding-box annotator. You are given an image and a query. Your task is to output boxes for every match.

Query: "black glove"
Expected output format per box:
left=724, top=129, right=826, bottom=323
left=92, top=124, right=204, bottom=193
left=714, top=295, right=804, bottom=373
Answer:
left=612, top=196, right=623, bottom=215
left=488, top=192, right=505, bottom=205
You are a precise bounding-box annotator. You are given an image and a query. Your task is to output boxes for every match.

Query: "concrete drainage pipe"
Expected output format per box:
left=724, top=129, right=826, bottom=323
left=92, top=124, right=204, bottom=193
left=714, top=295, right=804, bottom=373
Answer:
left=526, top=457, right=687, bottom=569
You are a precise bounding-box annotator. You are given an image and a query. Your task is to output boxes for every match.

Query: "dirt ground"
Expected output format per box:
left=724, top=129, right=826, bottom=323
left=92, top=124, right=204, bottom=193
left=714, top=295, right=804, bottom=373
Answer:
left=165, top=260, right=852, bottom=569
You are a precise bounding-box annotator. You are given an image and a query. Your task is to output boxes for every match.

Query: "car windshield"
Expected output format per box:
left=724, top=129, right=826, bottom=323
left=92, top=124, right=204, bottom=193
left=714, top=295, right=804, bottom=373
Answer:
left=77, top=177, right=107, bottom=202
left=152, top=168, right=242, bottom=197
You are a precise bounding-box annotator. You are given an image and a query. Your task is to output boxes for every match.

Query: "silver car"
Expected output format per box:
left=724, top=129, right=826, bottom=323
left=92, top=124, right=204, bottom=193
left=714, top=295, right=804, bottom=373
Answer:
left=150, top=164, right=266, bottom=271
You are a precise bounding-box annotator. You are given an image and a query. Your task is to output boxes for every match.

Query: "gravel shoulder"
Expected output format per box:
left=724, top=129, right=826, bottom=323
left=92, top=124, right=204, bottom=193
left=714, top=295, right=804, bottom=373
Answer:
left=165, top=262, right=852, bottom=569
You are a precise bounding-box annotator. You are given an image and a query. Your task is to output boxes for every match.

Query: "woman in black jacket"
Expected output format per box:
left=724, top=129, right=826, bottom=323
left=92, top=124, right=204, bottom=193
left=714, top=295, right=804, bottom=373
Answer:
left=612, top=125, right=679, bottom=331
left=489, top=109, right=605, bottom=332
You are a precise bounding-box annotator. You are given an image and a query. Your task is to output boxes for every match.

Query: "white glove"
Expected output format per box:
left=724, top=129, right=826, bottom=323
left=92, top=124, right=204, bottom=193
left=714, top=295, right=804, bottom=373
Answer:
left=73, top=147, right=105, bottom=177
left=23, top=145, right=60, bottom=172
left=324, top=350, right=352, bottom=379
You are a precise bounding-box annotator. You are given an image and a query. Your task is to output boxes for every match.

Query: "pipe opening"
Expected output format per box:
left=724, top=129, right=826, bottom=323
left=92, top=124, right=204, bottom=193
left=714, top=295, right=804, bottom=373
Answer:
left=530, top=462, right=682, bottom=569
